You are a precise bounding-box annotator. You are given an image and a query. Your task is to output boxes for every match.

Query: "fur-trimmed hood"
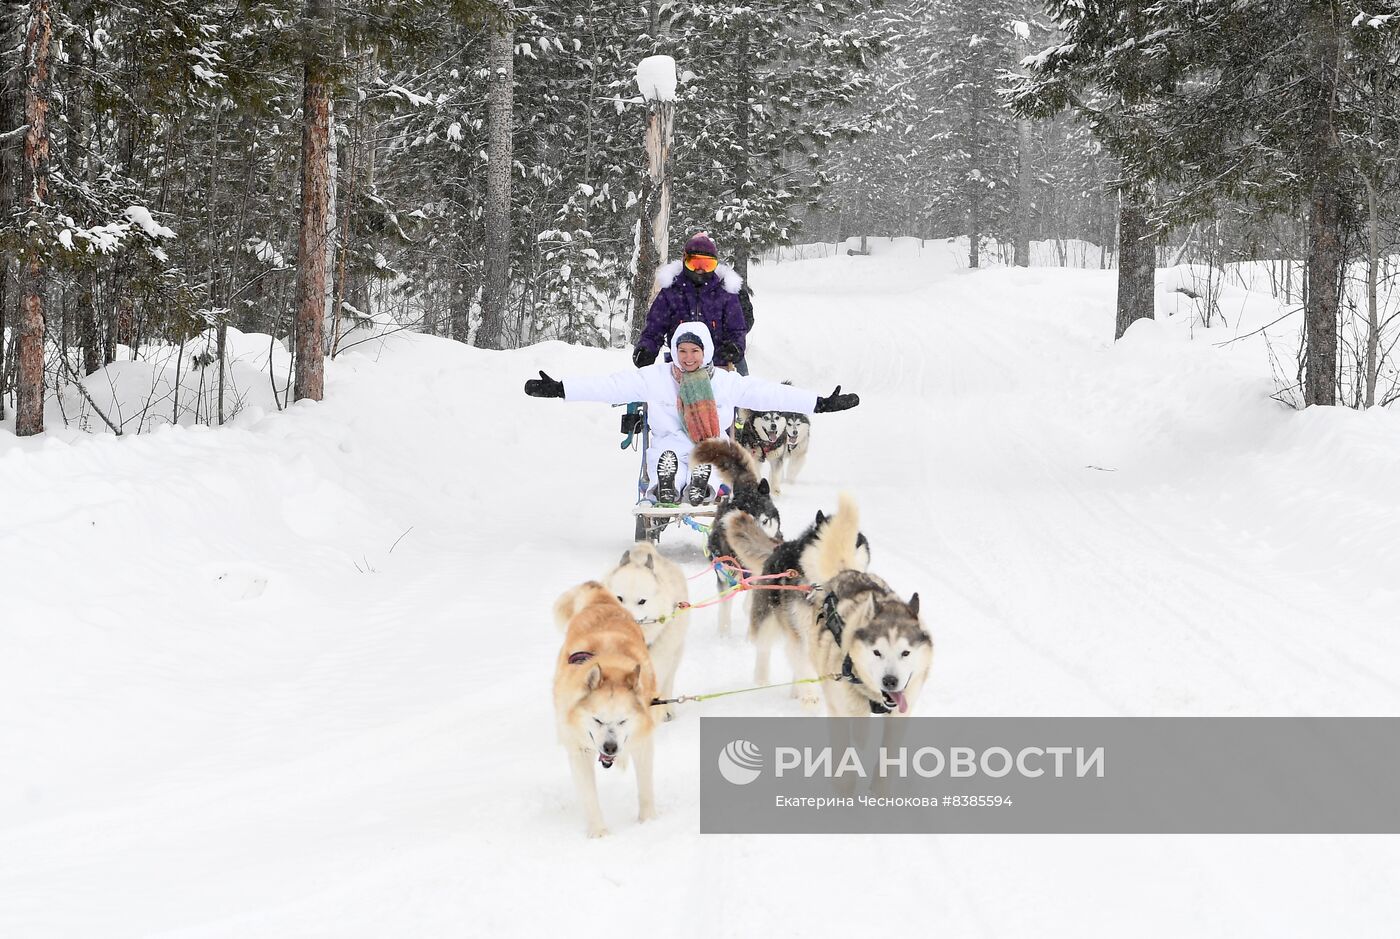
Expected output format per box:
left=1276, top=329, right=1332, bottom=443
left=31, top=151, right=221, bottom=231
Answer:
left=669, top=320, right=715, bottom=367
left=655, top=259, right=743, bottom=295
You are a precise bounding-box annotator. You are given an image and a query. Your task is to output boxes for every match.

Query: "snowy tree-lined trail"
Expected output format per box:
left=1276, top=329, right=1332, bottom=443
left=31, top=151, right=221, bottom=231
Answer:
left=5, top=245, right=1400, bottom=936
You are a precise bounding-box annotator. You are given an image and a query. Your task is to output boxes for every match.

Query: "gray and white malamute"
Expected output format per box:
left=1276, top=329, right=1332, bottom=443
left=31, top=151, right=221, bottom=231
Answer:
left=810, top=570, right=931, bottom=716
left=692, top=438, right=782, bottom=636
left=603, top=543, right=688, bottom=721
left=778, top=410, right=811, bottom=491
left=722, top=493, right=873, bottom=709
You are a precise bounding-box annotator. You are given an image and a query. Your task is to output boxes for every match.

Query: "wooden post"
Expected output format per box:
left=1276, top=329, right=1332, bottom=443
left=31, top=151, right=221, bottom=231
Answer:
left=630, top=55, right=676, bottom=344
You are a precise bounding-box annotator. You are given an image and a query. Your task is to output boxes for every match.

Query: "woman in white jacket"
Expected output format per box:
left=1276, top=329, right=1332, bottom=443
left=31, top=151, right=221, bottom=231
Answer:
left=524, top=322, right=859, bottom=504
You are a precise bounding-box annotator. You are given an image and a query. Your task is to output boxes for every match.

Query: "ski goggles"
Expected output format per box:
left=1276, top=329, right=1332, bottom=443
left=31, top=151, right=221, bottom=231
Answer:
left=684, top=253, right=718, bottom=273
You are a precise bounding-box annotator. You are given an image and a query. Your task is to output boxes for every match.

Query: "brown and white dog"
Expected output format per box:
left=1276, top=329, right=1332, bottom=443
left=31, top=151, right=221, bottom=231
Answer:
left=552, top=581, right=659, bottom=838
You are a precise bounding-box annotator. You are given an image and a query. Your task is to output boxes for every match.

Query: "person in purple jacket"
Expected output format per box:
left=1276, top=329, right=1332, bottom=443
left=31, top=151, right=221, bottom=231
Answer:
left=632, top=232, right=751, bottom=375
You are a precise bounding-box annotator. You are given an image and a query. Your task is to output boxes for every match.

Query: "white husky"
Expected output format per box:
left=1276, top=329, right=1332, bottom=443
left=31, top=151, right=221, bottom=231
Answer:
left=604, top=543, right=689, bottom=721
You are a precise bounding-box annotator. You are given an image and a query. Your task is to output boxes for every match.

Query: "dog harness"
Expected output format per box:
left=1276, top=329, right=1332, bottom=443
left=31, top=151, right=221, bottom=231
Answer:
left=754, top=432, right=785, bottom=458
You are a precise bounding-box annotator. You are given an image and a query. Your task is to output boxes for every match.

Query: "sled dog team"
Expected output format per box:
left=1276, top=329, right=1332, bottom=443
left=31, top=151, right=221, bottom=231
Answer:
left=552, top=439, right=933, bottom=838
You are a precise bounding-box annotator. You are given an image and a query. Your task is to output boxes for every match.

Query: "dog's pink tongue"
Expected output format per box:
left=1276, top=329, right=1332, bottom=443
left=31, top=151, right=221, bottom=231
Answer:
left=892, top=691, right=908, bottom=714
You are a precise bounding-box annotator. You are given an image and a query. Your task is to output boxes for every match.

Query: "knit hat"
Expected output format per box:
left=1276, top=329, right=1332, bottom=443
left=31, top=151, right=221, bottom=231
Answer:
left=674, top=330, right=704, bottom=349
left=683, top=231, right=717, bottom=258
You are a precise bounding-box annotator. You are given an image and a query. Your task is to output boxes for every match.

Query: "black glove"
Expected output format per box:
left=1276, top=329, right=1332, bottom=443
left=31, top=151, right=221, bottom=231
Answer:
left=814, top=385, right=859, bottom=413
left=632, top=346, right=657, bottom=368
left=524, top=370, right=564, bottom=398
left=719, top=340, right=742, bottom=364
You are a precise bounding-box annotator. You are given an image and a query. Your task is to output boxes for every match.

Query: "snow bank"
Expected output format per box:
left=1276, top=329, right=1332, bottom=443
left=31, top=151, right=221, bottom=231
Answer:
left=3, top=256, right=1399, bottom=936
left=47, top=327, right=292, bottom=435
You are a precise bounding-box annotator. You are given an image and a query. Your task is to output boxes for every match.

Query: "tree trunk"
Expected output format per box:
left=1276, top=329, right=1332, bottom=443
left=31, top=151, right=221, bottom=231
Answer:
left=967, top=189, right=980, bottom=269
left=16, top=0, right=52, bottom=436
left=476, top=20, right=514, bottom=350
left=1363, top=179, right=1379, bottom=409
left=1114, top=185, right=1155, bottom=340
left=293, top=0, right=333, bottom=402
left=731, top=24, right=752, bottom=279
left=1302, top=2, right=1341, bottom=408
left=1014, top=118, right=1033, bottom=267
left=0, top=2, right=24, bottom=420
left=324, top=95, right=338, bottom=350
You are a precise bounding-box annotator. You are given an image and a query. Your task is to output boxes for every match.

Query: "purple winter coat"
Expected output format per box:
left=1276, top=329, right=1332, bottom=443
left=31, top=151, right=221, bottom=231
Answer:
left=637, top=260, right=749, bottom=368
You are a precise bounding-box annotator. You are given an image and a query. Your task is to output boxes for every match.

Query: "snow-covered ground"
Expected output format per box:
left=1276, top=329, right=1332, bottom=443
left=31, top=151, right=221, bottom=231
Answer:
left=4, top=249, right=1399, bottom=936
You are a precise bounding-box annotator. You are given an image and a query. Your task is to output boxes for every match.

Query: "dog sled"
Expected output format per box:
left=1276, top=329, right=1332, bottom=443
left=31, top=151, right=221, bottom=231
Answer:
left=620, top=402, right=721, bottom=543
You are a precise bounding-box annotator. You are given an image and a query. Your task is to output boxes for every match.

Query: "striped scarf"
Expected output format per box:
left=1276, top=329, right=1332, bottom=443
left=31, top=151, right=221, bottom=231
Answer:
left=672, top=364, right=721, bottom=443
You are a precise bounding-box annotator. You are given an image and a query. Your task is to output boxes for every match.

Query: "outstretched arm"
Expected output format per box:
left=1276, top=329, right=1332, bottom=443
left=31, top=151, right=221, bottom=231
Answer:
left=559, top=367, right=650, bottom=406
left=719, top=372, right=860, bottom=415
left=724, top=373, right=819, bottom=413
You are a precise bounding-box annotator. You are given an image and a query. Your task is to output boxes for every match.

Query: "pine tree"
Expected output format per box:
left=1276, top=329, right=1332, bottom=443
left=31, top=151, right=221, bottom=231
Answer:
left=1011, top=0, right=1187, bottom=338
left=665, top=1, right=888, bottom=274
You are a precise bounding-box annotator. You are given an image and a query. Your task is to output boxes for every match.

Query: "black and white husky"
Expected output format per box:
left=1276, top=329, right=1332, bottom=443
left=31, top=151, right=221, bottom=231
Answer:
left=722, top=493, right=874, bottom=709
left=691, top=438, right=781, bottom=636
left=736, top=407, right=788, bottom=483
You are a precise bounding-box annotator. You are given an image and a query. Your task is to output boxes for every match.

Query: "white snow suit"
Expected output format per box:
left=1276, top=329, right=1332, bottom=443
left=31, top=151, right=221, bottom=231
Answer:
left=563, top=322, right=817, bottom=497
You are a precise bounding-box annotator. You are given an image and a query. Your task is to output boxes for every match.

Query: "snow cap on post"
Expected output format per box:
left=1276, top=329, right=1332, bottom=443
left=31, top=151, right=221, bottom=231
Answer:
left=636, top=55, right=677, bottom=102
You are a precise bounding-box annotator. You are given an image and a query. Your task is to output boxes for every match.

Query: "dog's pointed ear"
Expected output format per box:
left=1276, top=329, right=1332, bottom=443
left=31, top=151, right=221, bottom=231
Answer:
left=625, top=664, right=642, bottom=690
left=643, top=553, right=654, bottom=570
left=619, top=549, right=633, bottom=568
left=585, top=664, right=602, bottom=691
left=815, top=509, right=826, bottom=526
left=908, top=592, right=920, bottom=616
left=758, top=478, right=770, bottom=494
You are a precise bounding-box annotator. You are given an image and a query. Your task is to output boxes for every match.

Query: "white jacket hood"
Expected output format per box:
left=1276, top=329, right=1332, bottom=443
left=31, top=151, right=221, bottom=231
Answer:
left=655, top=259, right=743, bottom=295
left=669, top=321, right=715, bottom=367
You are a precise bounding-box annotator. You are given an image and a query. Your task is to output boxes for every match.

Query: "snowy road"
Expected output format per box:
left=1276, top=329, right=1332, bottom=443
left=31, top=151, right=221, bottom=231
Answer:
left=4, top=244, right=1399, bottom=935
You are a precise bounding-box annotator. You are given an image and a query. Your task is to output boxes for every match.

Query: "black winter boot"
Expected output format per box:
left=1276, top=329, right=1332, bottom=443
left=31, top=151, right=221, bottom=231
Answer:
left=655, top=450, right=680, bottom=505
left=687, top=463, right=712, bottom=506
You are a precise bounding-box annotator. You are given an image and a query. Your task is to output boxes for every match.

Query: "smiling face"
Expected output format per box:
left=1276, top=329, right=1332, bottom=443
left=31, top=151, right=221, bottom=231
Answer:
left=753, top=411, right=787, bottom=443
left=676, top=341, right=705, bottom=372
